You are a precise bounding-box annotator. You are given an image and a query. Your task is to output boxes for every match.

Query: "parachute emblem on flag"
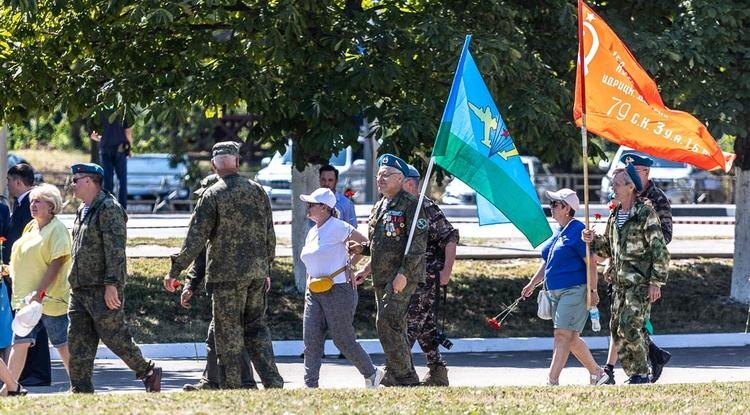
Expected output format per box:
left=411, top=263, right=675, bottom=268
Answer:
left=468, top=101, right=519, bottom=160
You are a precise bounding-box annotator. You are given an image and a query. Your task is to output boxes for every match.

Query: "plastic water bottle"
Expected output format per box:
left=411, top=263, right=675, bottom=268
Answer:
left=589, top=307, right=601, bottom=332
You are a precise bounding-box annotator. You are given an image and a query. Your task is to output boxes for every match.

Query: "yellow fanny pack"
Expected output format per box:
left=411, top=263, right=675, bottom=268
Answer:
left=308, top=266, right=348, bottom=293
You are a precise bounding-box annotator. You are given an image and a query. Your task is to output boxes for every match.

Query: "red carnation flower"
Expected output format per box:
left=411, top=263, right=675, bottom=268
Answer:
left=486, top=317, right=502, bottom=331
left=344, top=189, right=355, bottom=199
left=594, top=213, right=602, bottom=220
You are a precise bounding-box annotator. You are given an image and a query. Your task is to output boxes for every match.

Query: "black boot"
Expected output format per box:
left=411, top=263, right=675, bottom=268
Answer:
left=648, top=341, right=671, bottom=383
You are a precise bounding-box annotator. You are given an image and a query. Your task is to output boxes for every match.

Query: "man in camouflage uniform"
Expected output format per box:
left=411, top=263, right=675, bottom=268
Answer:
left=584, top=167, right=669, bottom=384
left=402, top=165, right=458, bottom=386
left=349, top=154, right=428, bottom=387
left=67, top=163, right=162, bottom=393
left=164, top=142, right=283, bottom=389
left=168, top=174, right=258, bottom=391
left=602, top=154, right=673, bottom=384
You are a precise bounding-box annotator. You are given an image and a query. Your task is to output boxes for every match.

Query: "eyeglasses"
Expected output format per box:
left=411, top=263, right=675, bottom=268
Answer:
left=550, top=200, right=566, bottom=208
left=72, top=175, right=92, bottom=184
left=376, top=171, right=402, bottom=180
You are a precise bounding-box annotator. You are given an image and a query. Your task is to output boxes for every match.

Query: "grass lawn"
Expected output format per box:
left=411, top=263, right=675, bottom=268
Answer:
left=122, top=257, right=745, bottom=343
left=0, top=383, right=747, bottom=414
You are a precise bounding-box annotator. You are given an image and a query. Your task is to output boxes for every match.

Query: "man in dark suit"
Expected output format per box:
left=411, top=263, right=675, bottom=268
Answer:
left=6, top=163, right=51, bottom=386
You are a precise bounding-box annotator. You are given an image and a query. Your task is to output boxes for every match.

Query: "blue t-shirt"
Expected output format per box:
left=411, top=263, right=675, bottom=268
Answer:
left=540, top=219, right=587, bottom=290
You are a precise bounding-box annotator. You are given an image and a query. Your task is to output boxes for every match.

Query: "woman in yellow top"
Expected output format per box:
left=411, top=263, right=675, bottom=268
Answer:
left=4, top=184, right=72, bottom=387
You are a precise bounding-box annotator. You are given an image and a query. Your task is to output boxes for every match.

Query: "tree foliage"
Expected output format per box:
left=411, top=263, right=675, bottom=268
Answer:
left=0, top=0, right=747, bottom=174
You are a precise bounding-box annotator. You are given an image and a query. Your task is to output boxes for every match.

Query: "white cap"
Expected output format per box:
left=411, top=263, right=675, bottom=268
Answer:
left=12, top=301, right=43, bottom=337
left=545, top=188, right=580, bottom=211
left=299, top=188, right=337, bottom=209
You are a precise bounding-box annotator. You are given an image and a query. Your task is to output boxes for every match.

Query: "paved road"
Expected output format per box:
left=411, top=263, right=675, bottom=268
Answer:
left=26, top=346, right=750, bottom=394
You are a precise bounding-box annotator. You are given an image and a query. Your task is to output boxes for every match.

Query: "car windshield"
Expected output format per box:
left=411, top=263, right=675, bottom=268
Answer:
left=275, top=146, right=347, bottom=166
left=129, top=157, right=185, bottom=174
left=621, top=151, right=686, bottom=168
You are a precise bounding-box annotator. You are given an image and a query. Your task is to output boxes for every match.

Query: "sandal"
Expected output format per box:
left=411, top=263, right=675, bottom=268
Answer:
left=7, top=383, right=28, bottom=397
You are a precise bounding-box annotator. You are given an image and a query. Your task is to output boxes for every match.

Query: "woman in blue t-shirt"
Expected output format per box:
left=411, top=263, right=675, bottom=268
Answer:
left=521, top=188, right=609, bottom=386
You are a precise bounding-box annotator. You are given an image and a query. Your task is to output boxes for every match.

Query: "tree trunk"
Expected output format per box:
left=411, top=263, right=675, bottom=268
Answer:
left=731, top=136, right=750, bottom=304
left=291, top=163, right=320, bottom=293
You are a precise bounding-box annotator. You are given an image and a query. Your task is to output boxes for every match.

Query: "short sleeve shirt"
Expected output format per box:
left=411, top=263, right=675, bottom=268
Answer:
left=10, top=217, right=72, bottom=316
left=540, top=219, right=587, bottom=290
left=300, top=217, right=354, bottom=284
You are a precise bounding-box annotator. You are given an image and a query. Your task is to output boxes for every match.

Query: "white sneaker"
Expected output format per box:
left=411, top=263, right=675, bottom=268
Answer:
left=365, top=368, right=385, bottom=388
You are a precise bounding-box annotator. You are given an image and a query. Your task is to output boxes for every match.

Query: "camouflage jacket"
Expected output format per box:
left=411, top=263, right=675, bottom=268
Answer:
left=363, top=189, right=428, bottom=285
left=640, top=180, right=673, bottom=244
left=169, top=174, right=275, bottom=283
left=423, top=197, right=459, bottom=276
left=591, top=200, right=669, bottom=288
left=69, top=190, right=128, bottom=290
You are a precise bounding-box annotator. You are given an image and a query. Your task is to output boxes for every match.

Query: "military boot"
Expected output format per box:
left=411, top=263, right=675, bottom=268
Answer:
left=648, top=341, right=671, bottom=383
left=183, top=380, right=219, bottom=392
left=421, top=364, right=449, bottom=387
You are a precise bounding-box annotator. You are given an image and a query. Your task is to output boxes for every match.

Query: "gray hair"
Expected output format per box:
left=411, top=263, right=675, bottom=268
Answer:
left=613, top=168, right=637, bottom=194
left=30, top=183, right=63, bottom=215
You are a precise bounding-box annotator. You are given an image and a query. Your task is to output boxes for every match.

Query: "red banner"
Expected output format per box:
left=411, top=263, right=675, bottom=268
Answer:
left=574, top=1, right=734, bottom=172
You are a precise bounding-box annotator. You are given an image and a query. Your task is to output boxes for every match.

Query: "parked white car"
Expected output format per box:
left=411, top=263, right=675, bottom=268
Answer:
left=599, top=146, right=695, bottom=203
left=255, top=143, right=367, bottom=207
left=441, top=156, right=557, bottom=205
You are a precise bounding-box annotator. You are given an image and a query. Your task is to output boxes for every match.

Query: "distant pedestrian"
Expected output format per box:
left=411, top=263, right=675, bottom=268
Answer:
left=402, top=164, right=458, bottom=386
left=583, top=167, right=669, bottom=384
left=521, top=189, right=609, bottom=386
left=67, top=163, right=162, bottom=393
left=318, top=164, right=357, bottom=227
left=90, top=114, right=132, bottom=208
left=299, top=187, right=383, bottom=388
left=348, top=154, right=428, bottom=387
left=164, top=142, right=283, bottom=389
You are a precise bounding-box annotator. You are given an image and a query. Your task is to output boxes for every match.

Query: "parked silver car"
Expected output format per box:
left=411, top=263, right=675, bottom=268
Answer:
left=441, top=156, right=557, bottom=205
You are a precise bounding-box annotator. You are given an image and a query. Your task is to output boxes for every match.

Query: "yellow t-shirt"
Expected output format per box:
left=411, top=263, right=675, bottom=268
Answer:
left=10, top=216, right=72, bottom=316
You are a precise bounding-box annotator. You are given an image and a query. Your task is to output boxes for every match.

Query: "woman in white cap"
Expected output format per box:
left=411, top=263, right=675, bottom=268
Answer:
left=521, top=188, right=609, bottom=386
left=299, top=187, right=384, bottom=388
left=3, top=184, right=71, bottom=392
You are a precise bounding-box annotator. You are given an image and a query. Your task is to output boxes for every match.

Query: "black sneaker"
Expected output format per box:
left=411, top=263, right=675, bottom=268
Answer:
left=603, top=366, right=616, bottom=385
left=625, top=375, right=650, bottom=384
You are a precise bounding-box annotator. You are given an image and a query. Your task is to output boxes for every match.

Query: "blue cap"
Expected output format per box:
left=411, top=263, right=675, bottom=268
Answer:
left=376, top=153, right=408, bottom=175
left=620, top=153, right=653, bottom=167
left=405, top=164, right=420, bottom=179
left=625, top=164, right=644, bottom=192
left=71, top=163, right=104, bottom=176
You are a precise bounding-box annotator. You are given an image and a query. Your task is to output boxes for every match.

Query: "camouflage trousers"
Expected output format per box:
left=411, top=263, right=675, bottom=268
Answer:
left=68, top=287, right=153, bottom=393
left=212, top=278, right=284, bottom=389
left=611, top=285, right=651, bottom=376
left=406, top=277, right=447, bottom=367
left=201, top=318, right=257, bottom=388
left=374, top=279, right=418, bottom=382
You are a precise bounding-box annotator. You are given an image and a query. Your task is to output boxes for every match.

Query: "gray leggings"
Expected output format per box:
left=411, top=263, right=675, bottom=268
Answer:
left=303, top=283, right=376, bottom=387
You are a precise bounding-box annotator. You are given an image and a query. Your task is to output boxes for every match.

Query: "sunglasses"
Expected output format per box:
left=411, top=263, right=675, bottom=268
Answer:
left=72, top=175, right=92, bottom=184
left=550, top=200, right=566, bottom=208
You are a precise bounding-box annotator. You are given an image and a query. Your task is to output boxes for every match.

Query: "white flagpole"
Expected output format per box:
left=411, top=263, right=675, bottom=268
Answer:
left=404, top=157, right=435, bottom=256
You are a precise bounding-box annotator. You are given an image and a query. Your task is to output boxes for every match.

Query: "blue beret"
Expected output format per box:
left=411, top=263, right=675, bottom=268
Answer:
left=71, top=163, right=104, bottom=176
left=625, top=163, right=644, bottom=192
left=405, top=164, right=420, bottom=179
left=376, top=153, right=408, bottom=175
left=620, top=153, right=653, bottom=167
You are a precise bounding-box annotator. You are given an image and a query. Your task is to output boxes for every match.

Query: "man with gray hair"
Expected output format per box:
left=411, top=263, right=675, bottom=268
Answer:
left=164, top=141, right=283, bottom=389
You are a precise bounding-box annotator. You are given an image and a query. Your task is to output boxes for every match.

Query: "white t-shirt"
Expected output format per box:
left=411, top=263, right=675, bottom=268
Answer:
left=300, top=217, right=354, bottom=284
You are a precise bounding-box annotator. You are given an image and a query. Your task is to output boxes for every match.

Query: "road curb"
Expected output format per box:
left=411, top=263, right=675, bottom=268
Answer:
left=51, top=332, right=750, bottom=360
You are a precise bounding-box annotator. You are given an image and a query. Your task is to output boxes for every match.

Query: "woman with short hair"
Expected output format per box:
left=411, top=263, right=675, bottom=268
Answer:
left=299, top=187, right=383, bottom=388
left=4, top=184, right=72, bottom=390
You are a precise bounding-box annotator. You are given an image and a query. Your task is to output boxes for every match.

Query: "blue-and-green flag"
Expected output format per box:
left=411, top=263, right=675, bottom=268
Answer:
left=433, top=36, right=552, bottom=247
